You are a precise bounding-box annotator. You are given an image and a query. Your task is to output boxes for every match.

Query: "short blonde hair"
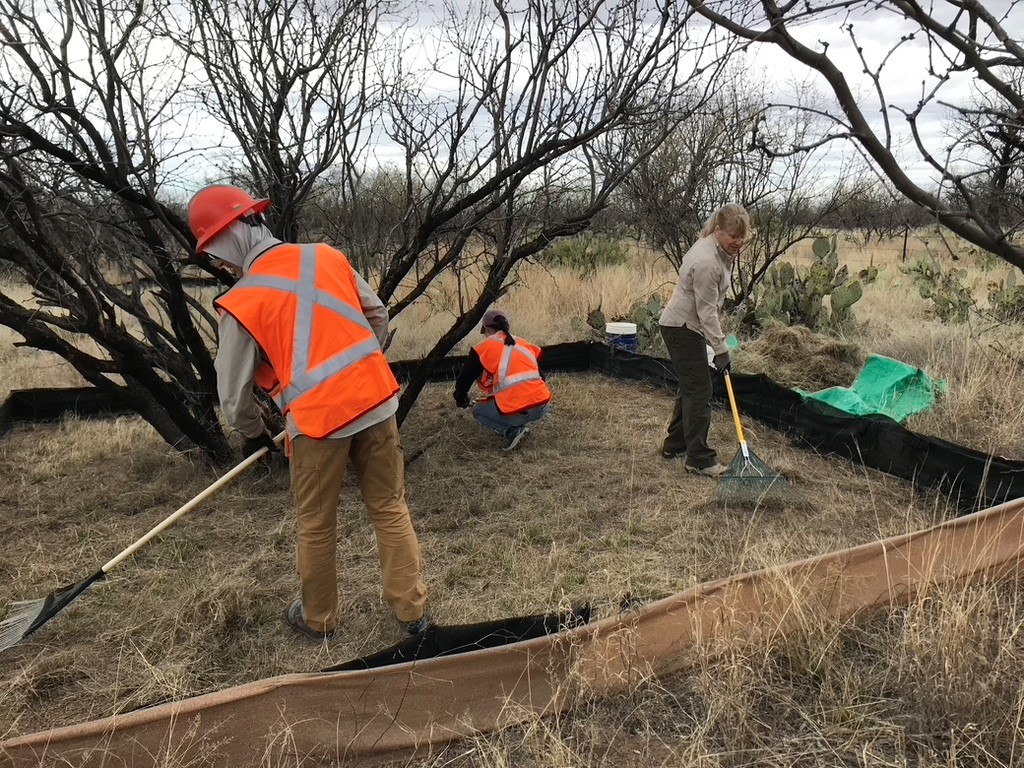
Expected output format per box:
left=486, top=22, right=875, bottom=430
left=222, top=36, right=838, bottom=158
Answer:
left=700, top=203, right=751, bottom=239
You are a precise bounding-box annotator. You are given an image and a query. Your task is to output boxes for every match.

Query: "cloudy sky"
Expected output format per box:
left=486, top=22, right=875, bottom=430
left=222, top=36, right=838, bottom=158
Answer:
left=135, top=0, right=1016, bottom=194
left=705, top=0, right=1018, bottom=186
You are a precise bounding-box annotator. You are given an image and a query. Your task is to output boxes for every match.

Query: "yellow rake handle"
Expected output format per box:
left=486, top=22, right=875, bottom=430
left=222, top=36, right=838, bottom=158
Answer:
left=723, top=369, right=748, bottom=454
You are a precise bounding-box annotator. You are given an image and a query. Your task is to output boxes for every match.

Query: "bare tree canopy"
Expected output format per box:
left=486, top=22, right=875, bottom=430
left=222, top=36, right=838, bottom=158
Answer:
left=0, top=0, right=232, bottom=459
left=615, top=73, right=863, bottom=302
left=0, top=0, right=736, bottom=453
left=365, top=0, right=735, bottom=418
left=0, top=0, right=389, bottom=459
left=685, top=0, right=1024, bottom=271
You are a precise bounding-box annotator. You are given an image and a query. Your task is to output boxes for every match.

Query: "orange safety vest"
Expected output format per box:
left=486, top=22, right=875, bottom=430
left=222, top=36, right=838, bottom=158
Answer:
left=474, top=333, right=551, bottom=414
left=214, top=243, right=399, bottom=438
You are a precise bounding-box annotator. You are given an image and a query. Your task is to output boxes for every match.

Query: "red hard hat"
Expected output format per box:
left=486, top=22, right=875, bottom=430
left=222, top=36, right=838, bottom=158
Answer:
left=188, top=184, right=271, bottom=253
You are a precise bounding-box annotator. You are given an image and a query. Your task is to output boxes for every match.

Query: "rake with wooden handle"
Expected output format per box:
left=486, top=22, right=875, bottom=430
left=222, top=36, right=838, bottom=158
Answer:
left=0, top=432, right=284, bottom=653
left=713, top=370, right=800, bottom=507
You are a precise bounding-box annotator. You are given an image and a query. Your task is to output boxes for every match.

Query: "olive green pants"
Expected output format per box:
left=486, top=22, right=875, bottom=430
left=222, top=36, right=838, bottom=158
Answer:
left=290, top=416, right=428, bottom=633
left=660, top=324, right=718, bottom=468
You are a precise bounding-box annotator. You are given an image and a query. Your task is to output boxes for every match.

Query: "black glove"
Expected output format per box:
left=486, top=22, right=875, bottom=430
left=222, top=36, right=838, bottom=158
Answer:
left=713, top=351, right=731, bottom=373
left=243, top=431, right=280, bottom=459
left=454, top=392, right=471, bottom=409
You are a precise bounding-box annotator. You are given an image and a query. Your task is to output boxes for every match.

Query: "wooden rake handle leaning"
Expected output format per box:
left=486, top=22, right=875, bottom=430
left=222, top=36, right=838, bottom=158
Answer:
left=0, top=431, right=286, bottom=653
left=722, top=369, right=750, bottom=459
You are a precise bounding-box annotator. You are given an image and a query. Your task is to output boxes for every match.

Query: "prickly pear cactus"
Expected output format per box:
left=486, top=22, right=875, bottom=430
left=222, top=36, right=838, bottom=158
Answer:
left=748, top=234, right=865, bottom=333
left=578, top=295, right=667, bottom=354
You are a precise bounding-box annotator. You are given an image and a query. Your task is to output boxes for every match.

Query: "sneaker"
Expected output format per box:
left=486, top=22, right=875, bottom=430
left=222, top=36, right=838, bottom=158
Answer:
left=662, top=449, right=686, bottom=459
left=285, top=600, right=336, bottom=642
left=403, top=613, right=433, bottom=636
left=684, top=462, right=729, bottom=478
left=503, top=425, right=529, bottom=451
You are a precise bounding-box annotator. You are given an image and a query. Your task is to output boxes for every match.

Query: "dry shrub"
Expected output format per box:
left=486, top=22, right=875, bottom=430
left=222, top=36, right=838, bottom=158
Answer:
left=734, top=323, right=865, bottom=391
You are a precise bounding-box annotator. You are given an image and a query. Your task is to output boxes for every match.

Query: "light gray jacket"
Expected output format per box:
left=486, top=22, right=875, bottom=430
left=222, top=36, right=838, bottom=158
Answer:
left=658, top=235, right=732, bottom=355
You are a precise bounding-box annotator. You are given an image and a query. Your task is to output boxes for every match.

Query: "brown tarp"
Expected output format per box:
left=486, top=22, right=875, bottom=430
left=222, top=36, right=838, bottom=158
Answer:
left=4, top=497, right=1024, bottom=767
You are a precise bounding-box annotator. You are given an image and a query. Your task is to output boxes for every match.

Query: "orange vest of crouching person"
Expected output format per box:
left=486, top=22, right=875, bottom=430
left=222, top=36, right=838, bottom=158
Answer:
left=473, top=333, right=552, bottom=414
left=214, top=242, right=399, bottom=438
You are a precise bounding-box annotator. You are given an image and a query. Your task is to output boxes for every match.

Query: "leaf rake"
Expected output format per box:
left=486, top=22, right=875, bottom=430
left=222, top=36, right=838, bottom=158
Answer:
left=0, top=432, right=284, bottom=653
left=713, top=370, right=802, bottom=507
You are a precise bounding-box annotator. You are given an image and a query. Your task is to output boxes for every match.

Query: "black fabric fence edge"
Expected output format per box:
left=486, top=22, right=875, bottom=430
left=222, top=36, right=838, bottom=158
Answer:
left=0, top=387, right=136, bottom=438
left=3, top=341, right=1022, bottom=671
left=4, top=341, right=1022, bottom=511
left=586, top=343, right=1024, bottom=512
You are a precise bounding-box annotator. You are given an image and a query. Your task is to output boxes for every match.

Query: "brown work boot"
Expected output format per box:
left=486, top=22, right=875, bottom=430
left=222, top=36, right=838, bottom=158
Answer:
left=285, top=600, right=336, bottom=642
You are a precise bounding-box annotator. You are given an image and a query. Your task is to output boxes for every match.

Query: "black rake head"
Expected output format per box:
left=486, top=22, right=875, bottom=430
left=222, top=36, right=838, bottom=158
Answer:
left=0, top=570, right=105, bottom=653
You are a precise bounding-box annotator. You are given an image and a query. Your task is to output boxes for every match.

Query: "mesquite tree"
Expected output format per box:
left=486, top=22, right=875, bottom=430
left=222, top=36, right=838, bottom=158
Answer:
left=363, top=0, right=735, bottom=420
left=0, top=0, right=233, bottom=459
left=0, top=0, right=734, bottom=454
left=0, top=0, right=386, bottom=460
left=615, top=75, right=861, bottom=303
left=685, top=0, right=1024, bottom=272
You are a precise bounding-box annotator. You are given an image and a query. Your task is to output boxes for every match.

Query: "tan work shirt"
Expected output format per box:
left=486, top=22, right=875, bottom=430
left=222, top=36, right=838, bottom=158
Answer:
left=658, top=234, right=733, bottom=355
left=215, top=238, right=397, bottom=440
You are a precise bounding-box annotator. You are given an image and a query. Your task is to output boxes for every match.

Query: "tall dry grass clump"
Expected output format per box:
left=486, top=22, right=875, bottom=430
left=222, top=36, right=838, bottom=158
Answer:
left=386, top=259, right=675, bottom=360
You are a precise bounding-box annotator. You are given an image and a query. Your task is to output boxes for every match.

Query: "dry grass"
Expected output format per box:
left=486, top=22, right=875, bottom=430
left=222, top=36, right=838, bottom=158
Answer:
left=416, top=578, right=1024, bottom=768
left=1, top=234, right=1024, bottom=765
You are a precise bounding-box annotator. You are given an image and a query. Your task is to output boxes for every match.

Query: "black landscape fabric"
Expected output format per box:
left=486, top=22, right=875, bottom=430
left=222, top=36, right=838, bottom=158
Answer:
left=3, top=341, right=1022, bottom=511
left=328, top=605, right=591, bottom=671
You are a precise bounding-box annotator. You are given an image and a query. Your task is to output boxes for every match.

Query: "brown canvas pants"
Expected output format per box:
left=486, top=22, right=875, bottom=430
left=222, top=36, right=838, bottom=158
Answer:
left=660, top=324, right=718, bottom=468
left=290, top=416, right=428, bottom=633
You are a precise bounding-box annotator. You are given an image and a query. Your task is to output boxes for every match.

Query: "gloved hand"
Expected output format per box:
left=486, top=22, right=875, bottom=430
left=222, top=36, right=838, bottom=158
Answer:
left=454, top=392, right=471, bottom=409
left=713, top=350, right=731, bottom=373
left=243, top=431, right=280, bottom=459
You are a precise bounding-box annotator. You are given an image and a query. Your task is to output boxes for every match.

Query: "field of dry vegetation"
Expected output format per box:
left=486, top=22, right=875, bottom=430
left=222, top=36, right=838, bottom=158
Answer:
left=1, top=233, right=1024, bottom=766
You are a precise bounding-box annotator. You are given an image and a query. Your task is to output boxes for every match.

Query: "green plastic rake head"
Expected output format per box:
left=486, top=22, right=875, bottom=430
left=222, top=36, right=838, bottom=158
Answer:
left=713, top=370, right=805, bottom=508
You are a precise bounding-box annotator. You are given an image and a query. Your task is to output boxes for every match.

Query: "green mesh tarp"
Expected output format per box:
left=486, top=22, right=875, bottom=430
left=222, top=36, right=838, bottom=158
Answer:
left=798, top=354, right=947, bottom=424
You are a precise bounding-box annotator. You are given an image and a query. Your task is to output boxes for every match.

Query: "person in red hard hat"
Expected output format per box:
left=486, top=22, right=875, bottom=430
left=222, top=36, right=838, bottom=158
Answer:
left=188, top=184, right=430, bottom=642
left=452, top=309, right=552, bottom=451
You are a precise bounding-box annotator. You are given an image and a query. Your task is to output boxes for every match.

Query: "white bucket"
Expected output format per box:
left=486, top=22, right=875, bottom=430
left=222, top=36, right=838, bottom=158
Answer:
left=605, top=322, right=639, bottom=354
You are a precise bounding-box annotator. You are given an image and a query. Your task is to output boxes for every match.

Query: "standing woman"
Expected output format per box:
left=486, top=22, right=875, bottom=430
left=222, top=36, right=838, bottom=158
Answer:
left=658, top=203, right=750, bottom=477
left=453, top=309, right=552, bottom=450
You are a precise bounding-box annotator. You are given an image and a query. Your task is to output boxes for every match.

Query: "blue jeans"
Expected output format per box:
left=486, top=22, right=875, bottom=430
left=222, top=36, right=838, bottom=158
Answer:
left=473, top=399, right=551, bottom=436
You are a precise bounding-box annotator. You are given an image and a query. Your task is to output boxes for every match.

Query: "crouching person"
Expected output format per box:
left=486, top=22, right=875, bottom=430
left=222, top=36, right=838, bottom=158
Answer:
left=453, top=310, right=552, bottom=451
left=188, top=184, right=430, bottom=642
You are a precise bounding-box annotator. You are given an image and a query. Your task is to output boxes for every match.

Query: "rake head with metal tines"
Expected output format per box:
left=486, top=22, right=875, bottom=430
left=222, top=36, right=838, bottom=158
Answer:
left=0, top=433, right=284, bottom=654
left=713, top=369, right=805, bottom=509
left=0, top=571, right=105, bottom=652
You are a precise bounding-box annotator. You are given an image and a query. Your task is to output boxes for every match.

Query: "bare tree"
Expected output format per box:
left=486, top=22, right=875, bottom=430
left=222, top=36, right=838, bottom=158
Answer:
left=685, top=0, right=1024, bottom=272
left=945, top=70, right=1024, bottom=232
left=0, top=0, right=232, bottom=460
left=366, top=0, right=734, bottom=420
left=0, top=0, right=389, bottom=460
left=615, top=75, right=857, bottom=302
left=168, top=0, right=389, bottom=241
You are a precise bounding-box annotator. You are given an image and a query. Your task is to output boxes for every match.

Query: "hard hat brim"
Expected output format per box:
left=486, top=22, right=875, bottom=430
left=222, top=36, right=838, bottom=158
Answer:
left=195, top=197, right=271, bottom=253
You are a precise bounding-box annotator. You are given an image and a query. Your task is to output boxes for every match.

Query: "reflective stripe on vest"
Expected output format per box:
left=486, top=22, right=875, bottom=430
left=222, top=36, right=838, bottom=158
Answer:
left=493, top=344, right=543, bottom=394
left=474, top=334, right=550, bottom=414
left=234, top=244, right=380, bottom=411
left=215, top=243, right=398, bottom=437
